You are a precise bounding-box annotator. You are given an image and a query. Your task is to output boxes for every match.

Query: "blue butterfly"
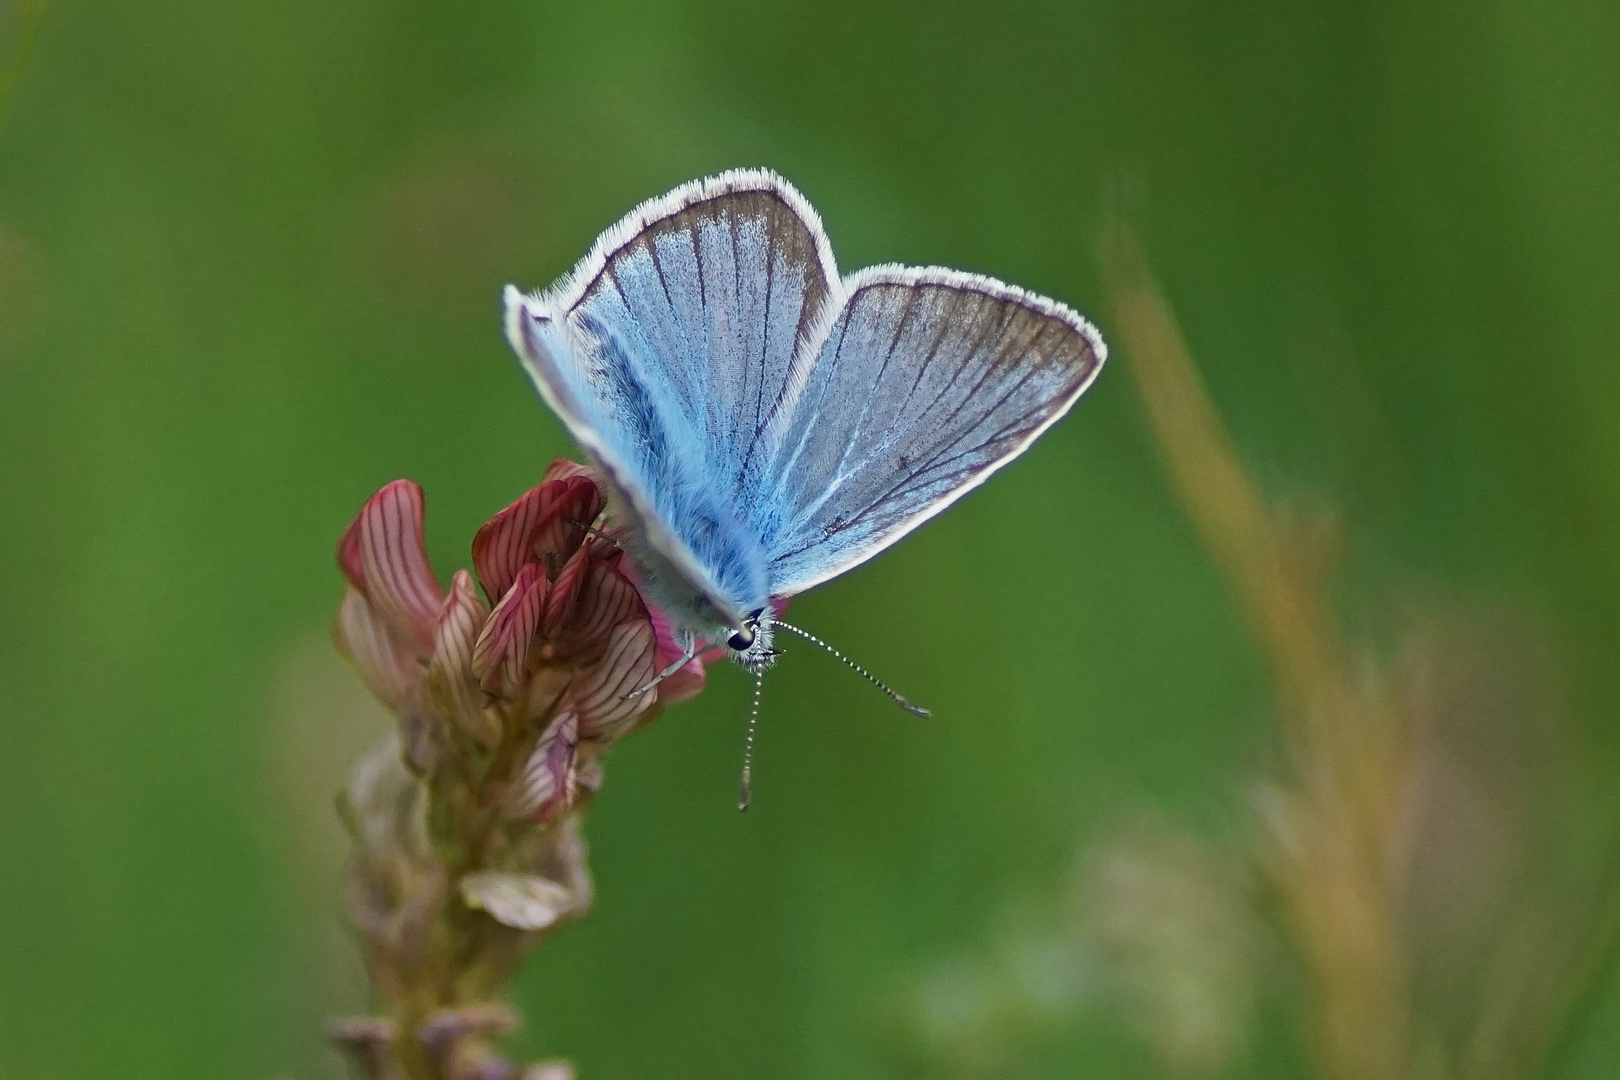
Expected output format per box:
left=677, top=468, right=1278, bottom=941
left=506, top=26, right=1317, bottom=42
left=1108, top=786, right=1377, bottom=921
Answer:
left=503, top=169, right=1105, bottom=731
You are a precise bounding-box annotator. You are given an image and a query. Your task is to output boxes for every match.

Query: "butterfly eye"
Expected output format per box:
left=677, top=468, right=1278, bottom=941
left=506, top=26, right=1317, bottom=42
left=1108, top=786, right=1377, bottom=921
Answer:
left=727, top=628, right=755, bottom=651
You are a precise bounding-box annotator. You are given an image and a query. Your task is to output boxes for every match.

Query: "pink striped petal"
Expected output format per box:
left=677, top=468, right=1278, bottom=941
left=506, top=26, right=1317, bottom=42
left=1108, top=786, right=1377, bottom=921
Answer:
left=540, top=458, right=600, bottom=486
left=529, top=477, right=605, bottom=571
left=504, top=709, right=578, bottom=820
left=554, top=562, right=645, bottom=657
left=539, top=542, right=588, bottom=638
left=571, top=619, right=658, bottom=745
left=351, top=480, right=443, bottom=649
left=336, top=516, right=367, bottom=592
left=427, top=569, right=499, bottom=748
left=472, top=563, right=547, bottom=693
left=471, top=485, right=548, bottom=603
left=471, top=472, right=606, bottom=602
left=334, top=588, right=423, bottom=710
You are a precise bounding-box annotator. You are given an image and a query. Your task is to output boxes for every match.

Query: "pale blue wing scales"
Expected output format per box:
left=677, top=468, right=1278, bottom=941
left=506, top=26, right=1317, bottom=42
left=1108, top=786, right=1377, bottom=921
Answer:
left=504, top=170, right=840, bottom=629
left=564, top=187, right=836, bottom=505
left=756, top=267, right=1106, bottom=597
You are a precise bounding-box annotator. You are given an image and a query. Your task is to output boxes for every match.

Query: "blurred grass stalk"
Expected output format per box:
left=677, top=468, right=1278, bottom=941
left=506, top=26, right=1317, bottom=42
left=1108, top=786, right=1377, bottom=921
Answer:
left=1105, top=223, right=1409, bottom=1078
left=0, top=0, right=48, bottom=121
left=1102, top=224, right=1620, bottom=1080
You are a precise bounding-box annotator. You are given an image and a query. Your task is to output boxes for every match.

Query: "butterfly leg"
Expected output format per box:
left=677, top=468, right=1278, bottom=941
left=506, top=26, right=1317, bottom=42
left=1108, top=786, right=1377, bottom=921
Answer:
left=623, top=632, right=702, bottom=701
left=568, top=517, right=628, bottom=549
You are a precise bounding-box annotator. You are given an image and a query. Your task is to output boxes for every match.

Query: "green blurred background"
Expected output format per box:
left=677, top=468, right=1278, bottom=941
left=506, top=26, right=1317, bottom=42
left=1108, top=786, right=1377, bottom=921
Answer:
left=4, top=1, right=1620, bottom=1077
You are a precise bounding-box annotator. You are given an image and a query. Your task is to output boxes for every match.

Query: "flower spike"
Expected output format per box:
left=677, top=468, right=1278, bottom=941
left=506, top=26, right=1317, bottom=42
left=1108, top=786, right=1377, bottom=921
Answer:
left=331, top=461, right=706, bottom=1077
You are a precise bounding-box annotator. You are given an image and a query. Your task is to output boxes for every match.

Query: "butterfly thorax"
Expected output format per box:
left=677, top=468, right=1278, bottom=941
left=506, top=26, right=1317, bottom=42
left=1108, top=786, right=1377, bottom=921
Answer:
left=614, top=525, right=736, bottom=641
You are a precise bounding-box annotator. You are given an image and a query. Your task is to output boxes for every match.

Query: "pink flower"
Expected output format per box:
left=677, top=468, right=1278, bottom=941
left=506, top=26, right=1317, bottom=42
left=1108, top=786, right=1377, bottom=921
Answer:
left=333, top=459, right=704, bottom=820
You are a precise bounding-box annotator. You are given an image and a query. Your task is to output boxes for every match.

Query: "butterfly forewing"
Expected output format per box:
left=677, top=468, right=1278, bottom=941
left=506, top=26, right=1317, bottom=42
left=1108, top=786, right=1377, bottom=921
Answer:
left=507, top=171, right=842, bottom=630
left=757, top=268, right=1105, bottom=597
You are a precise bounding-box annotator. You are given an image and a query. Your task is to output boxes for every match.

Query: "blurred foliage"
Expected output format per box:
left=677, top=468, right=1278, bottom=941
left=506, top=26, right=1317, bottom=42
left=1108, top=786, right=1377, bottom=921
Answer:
left=1106, top=239, right=1620, bottom=1080
left=3, top=1, right=1620, bottom=1078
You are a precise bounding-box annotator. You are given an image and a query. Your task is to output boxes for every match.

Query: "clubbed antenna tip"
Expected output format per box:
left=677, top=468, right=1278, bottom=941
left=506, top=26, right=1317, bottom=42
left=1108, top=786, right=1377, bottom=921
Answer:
left=894, top=695, right=931, bottom=718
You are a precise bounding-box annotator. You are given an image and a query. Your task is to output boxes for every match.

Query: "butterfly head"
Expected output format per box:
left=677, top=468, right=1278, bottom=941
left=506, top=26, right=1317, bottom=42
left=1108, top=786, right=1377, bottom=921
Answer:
left=726, top=609, right=927, bottom=812
left=725, top=609, right=781, bottom=674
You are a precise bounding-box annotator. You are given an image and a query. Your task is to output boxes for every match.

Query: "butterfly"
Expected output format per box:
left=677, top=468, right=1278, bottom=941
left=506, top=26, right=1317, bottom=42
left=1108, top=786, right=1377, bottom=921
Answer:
left=503, top=169, right=1106, bottom=734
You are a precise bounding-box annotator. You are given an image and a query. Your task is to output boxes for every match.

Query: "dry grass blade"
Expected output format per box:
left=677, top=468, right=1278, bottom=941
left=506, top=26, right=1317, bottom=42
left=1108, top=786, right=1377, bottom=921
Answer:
left=1103, top=222, right=1414, bottom=1080
left=0, top=1, right=49, bottom=122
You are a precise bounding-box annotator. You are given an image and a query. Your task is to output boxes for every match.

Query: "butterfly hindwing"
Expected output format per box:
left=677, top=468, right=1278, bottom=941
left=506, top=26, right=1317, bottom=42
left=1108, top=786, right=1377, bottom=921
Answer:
left=756, top=267, right=1105, bottom=597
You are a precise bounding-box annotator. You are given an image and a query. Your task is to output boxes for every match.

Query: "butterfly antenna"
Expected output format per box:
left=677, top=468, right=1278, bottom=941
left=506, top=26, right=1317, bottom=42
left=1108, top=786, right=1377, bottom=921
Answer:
left=767, top=617, right=931, bottom=717
left=738, top=672, right=765, bottom=812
